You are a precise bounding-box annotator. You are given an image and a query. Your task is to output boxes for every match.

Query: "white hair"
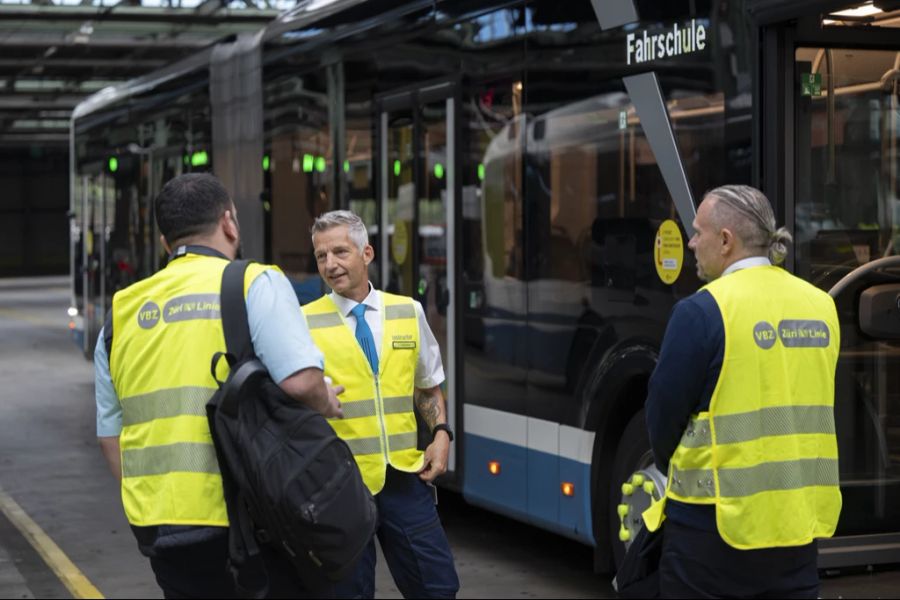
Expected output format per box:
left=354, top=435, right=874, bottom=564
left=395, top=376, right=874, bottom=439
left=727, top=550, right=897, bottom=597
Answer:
left=705, top=185, right=792, bottom=265
left=310, top=210, right=369, bottom=252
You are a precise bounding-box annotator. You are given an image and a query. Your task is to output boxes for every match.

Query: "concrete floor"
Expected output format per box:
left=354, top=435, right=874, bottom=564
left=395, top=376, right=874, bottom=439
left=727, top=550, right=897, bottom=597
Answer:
left=0, top=277, right=898, bottom=599
left=0, top=277, right=155, bottom=598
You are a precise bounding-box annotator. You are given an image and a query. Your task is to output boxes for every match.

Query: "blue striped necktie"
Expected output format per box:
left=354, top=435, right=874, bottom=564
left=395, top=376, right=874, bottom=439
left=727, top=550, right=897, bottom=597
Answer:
left=351, top=303, right=379, bottom=374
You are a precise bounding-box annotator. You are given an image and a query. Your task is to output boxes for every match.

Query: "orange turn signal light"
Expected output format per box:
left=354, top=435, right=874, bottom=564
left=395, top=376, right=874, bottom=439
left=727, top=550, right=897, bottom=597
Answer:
left=488, top=460, right=501, bottom=475
left=561, top=482, right=575, bottom=497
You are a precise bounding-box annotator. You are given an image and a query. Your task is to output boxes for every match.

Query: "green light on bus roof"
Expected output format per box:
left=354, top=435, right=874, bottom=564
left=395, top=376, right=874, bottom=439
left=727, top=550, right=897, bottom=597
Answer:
left=343, top=160, right=350, bottom=173
left=434, top=163, right=444, bottom=179
left=477, top=163, right=485, bottom=181
left=191, top=151, right=209, bottom=167
left=393, top=160, right=401, bottom=177
left=303, top=154, right=314, bottom=173
left=108, top=157, right=118, bottom=173
left=262, top=155, right=270, bottom=171
left=315, top=156, right=326, bottom=173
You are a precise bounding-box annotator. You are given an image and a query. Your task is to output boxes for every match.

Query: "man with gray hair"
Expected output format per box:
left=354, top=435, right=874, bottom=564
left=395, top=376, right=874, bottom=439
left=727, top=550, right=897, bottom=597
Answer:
left=302, top=210, right=459, bottom=599
left=643, top=185, right=842, bottom=598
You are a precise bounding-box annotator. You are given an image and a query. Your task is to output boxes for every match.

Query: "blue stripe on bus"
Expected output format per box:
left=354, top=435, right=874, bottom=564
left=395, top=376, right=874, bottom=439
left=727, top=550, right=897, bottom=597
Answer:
left=462, top=433, right=595, bottom=546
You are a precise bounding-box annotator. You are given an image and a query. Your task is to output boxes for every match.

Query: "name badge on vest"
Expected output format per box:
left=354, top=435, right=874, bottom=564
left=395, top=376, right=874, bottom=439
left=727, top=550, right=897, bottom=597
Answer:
left=392, top=335, right=416, bottom=350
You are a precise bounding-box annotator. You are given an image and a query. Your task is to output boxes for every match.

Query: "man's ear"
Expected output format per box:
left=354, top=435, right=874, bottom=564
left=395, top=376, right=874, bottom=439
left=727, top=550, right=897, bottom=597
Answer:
left=160, top=234, right=172, bottom=255
left=720, top=227, right=736, bottom=256
left=222, top=210, right=238, bottom=242
left=362, top=244, right=375, bottom=266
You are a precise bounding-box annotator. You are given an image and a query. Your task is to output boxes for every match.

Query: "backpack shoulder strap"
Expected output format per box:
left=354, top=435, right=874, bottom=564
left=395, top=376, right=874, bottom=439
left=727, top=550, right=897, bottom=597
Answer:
left=103, top=310, right=114, bottom=358
left=211, top=259, right=270, bottom=598
left=221, top=259, right=255, bottom=362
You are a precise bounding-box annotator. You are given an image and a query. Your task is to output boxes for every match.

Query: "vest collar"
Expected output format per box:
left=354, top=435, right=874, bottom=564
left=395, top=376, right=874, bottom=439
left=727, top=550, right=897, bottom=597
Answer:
left=169, top=245, right=230, bottom=262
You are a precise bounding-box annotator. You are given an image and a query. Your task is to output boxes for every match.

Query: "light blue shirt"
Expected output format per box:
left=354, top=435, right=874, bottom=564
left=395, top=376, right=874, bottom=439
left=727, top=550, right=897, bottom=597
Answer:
left=95, top=269, right=324, bottom=437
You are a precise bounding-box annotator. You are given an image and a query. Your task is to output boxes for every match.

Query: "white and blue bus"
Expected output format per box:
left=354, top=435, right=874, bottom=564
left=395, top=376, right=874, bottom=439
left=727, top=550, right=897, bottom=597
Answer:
left=70, top=0, right=900, bottom=570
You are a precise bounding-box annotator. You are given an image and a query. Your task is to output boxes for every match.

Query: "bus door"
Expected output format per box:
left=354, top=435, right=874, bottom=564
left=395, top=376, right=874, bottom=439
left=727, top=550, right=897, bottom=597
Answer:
left=378, top=83, right=459, bottom=474
left=70, top=175, right=87, bottom=353
left=148, top=151, right=170, bottom=271
left=132, top=144, right=166, bottom=277
left=148, top=149, right=186, bottom=271
left=773, top=17, right=900, bottom=564
left=82, top=169, right=109, bottom=357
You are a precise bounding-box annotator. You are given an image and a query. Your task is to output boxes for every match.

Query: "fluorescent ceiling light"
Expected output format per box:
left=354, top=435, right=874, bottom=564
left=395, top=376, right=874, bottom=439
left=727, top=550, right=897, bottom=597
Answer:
left=831, top=2, right=883, bottom=17
left=12, top=119, right=70, bottom=130
left=304, top=0, right=341, bottom=10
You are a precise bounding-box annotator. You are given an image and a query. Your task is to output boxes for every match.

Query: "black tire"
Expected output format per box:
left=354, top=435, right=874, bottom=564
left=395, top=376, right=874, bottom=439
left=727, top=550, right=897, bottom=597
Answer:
left=608, top=409, right=655, bottom=569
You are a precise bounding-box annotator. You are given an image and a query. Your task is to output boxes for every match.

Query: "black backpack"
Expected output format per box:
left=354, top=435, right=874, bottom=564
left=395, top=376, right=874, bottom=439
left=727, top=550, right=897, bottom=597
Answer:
left=612, top=525, right=662, bottom=599
left=206, top=260, right=377, bottom=597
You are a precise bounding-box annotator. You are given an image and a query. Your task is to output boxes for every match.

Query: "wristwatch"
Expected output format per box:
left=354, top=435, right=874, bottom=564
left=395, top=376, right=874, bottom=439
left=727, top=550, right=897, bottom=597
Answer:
left=432, top=423, right=454, bottom=442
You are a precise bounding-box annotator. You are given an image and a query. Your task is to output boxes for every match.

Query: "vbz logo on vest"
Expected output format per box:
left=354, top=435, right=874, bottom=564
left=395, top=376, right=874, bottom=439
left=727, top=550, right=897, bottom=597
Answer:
left=753, top=321, right=778, bottom=349
left=753, top=319, right=830, bottom=349
left=137, top=301, right=161, bottom=329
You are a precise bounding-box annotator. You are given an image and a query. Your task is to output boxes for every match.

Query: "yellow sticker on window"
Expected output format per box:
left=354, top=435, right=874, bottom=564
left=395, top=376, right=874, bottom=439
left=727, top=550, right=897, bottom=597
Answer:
left=392, top=220, right=409, bottom=266
left=654, top=220, right=684, bottom=285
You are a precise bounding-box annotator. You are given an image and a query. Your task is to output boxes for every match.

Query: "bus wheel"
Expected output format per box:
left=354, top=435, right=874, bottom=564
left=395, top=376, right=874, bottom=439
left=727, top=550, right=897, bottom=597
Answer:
left=608, top=409, right=655, bottom=568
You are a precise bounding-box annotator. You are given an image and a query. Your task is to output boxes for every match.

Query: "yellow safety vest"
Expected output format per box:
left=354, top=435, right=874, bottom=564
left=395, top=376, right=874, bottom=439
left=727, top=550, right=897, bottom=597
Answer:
left=109, top=252, right=273, bottom=527
left=645, top=265, right=842, bottom=549
left=303, top=292, right=423, bottom=494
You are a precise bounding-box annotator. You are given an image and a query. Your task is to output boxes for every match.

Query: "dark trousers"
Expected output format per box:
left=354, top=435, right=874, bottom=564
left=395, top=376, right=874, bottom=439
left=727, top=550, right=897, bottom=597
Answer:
left=659, top=521, right=819, bottom=599
left=149, top=534, right=334, bottom=599
left=335, top=468, right=459, bottom=599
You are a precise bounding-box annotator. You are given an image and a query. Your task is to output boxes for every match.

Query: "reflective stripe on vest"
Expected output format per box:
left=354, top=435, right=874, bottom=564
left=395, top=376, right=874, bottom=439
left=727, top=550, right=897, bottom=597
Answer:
left=676, top=405, right=837, bottom=449
left=110, top=254, right=274, bottom=527
left=338, top=396, right=414, bottom=420
left=122, top=442, right=221, bottom=478
left=662, top=266, right=842, bottom=550
left=670, top=457, right=839, bottom=498
left=303, top=292, right=423, bottom=494
left=120, top=386, right=213, bottom=426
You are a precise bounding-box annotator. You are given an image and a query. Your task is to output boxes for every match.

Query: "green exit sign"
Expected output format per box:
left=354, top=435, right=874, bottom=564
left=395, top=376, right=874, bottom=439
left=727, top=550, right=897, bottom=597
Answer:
left=801, top=73, right=822, bottom=97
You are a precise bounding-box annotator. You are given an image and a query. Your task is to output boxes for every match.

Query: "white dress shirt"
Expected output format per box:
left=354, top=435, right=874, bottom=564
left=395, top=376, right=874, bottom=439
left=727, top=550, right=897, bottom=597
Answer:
left=722, top=256, right=771, bottom=276
left=329, top=283, right=445, bottom=389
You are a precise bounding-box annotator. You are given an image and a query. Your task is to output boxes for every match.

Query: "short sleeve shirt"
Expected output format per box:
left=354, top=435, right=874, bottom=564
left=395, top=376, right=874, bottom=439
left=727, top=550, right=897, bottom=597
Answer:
left=95, top=268, right=324, bottom=437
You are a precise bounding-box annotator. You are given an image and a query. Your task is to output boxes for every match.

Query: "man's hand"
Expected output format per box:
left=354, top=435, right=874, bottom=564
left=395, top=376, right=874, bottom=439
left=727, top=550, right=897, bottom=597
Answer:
left=324, top=384, right=345, bottom=419
left=418, top=429, right=450, bottom=482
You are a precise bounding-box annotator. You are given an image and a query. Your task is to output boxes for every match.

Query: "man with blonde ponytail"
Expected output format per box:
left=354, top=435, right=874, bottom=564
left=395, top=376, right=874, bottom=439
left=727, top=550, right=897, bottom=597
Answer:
left=644, top=185, right=841, bottom=598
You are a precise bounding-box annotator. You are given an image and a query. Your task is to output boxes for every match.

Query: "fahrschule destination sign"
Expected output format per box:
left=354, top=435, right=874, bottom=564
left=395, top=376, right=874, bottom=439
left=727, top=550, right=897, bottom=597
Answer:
left=626, top=19, right=708, bottom=66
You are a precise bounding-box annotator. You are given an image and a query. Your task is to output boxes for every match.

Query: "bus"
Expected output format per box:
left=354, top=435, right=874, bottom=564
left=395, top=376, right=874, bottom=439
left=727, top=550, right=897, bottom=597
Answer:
left=69, top=0, right=900, bottom=570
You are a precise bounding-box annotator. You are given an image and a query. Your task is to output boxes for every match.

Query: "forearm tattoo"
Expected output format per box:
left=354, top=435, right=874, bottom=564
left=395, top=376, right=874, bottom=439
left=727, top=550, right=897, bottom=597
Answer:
left=415, top=388, right=444, bottom=431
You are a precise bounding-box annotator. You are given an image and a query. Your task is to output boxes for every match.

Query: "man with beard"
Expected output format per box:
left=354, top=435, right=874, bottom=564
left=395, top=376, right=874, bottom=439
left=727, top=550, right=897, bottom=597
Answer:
left=94, top=173, right=342, bottom=598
